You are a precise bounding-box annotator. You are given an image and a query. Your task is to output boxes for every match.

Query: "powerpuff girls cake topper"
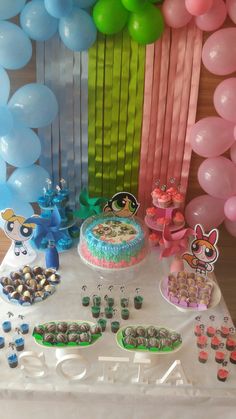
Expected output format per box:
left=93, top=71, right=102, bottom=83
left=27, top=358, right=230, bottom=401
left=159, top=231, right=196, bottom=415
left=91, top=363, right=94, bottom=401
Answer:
left=1, top=208, right=37, bottom=267
left=104, top=192, right=140, bottom=217
left=182, top=224, right=219, bottom=275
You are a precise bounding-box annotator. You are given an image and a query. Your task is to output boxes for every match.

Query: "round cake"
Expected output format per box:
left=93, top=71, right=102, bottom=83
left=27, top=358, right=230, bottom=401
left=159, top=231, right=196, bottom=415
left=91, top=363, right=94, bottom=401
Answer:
left=78, top=214, right=148, bottom=269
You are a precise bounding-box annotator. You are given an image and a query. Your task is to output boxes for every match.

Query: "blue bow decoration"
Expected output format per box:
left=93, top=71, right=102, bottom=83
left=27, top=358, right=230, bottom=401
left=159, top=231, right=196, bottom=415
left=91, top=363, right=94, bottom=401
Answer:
left=25, top=206, right=67, bottom=248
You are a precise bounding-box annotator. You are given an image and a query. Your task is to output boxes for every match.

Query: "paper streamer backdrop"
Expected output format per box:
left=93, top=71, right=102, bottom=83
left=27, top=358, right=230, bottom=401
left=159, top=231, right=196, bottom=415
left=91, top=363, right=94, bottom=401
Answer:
left=88, top=29, right=145, bottom=198
left=138, top=22, right=203, bottom=216
left=36, top=33, right=88, bottom=205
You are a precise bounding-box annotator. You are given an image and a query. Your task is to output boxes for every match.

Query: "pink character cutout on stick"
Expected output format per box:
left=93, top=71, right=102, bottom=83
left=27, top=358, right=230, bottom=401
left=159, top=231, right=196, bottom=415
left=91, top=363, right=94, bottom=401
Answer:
left=182, top=224, right=219, bottom=275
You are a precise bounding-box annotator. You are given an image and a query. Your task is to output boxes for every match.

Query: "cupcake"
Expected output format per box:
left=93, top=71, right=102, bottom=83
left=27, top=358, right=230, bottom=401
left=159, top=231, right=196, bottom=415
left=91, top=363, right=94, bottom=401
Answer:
left=91, top=306, right=100, bottom=318
left=148, top=232, right=160, bottom=247
left=172, top=193, right=184, bottom=208
left=146, top=207, right=157, bottom=219
left=98, top=318, right=107, bottom=332
left=2, top=321, right=11, bottom=333
left=172, top=211, right=185, bottom=227
left=105, top=307, right=113, bottom=319
left=151, top=188, right=162, bottom=206
left=93, top=295, right=101, bottom=307
left=120, top=297, right=129, bottom=308
left=158, top=193, right=172, bottom=208
left=156, top=217, right=170, bottom=230
left=221, top=326, right=230, bottom=339
left=82, top=296, right=90, bottom=307
left=20, top=323, right=29, bottom=335
left=14, top=337, right=25, bottom=351
left=206, top=326, right=216, bottom=338
left=106, top=297, right=114, bottom=308
left=166, top=187, right=178, bottom=197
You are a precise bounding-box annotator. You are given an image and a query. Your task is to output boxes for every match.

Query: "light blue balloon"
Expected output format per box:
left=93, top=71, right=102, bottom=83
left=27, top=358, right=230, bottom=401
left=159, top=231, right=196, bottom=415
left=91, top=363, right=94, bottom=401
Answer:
left=59, top=8, right=97, bottom=51
left=0, top=124, right=41, bottom=168
left=0, top=66, right=10, bottom=105
left=0, top=184, right=33, bottom=228
left=44, top=0, right=73, bottom=18
left=73, top=0, right=97, bottom=8
left=0, top=0, right=26, bottom=20
left=8, top=83, right=58, bottom=128
left=8, top=165, right=50, bottom=203
left=0, top=106, right=13, bottom=136
left=20, top=0, right=58, bottom=42
left=0, top=21, right=32, bottom=70
left=0, top=156, right=6, bottom=183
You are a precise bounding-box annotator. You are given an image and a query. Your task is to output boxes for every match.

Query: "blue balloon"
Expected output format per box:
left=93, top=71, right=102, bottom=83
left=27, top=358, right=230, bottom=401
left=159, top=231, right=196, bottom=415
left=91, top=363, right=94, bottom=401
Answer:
left=0, top=66, right=10, bottom=105
left=8, top=165, right=50, bottom=203
left=0, top=0, right=26, bottom=20
left=0, top=106, right=13, bottom=136
left=0, top=184, right=33, bottom=228
left=8, top=83, right=58, bottom=128
left=73, top=0, right=97, bottom=7
left=59, top=8, right=97, bottom=51
left=44, top=0, right=73, bottom=18
left=20, top=0, right=58, bottom=42
left=0, top=21, right=32, bottom=70
left=0, top=124, right=41, bottom=168
left=0, top=156, right=6, bottom=183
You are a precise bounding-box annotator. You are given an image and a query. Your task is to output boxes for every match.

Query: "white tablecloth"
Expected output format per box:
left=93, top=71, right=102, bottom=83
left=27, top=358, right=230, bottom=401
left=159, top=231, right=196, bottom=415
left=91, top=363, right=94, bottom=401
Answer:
left=0, top=247, right=235, bottom=419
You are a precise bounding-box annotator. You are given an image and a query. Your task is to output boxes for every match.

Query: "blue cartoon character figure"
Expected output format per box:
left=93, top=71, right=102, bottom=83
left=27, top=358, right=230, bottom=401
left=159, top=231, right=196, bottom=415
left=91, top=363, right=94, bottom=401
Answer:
left=104, top=192, right=139, bottom=218
left=182, top=224, right=219, bottom=275
left=1, top=209, right=35, bottom=257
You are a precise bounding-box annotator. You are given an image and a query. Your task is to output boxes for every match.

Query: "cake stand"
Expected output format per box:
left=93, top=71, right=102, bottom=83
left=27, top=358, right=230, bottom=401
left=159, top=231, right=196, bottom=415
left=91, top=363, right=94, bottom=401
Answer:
left=145, top=205, right=185, bottom=233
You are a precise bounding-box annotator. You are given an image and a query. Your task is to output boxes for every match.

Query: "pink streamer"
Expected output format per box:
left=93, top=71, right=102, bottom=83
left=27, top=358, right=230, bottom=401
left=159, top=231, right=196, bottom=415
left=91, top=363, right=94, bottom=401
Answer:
left=138, top=23, right=203, bottom=217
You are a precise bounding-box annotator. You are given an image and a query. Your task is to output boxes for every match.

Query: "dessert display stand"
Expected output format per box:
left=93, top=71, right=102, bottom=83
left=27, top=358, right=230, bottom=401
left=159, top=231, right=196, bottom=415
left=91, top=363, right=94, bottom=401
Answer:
left=145, top=205, right=185, bottom=233
left=0, top=248, right=236, bottom=419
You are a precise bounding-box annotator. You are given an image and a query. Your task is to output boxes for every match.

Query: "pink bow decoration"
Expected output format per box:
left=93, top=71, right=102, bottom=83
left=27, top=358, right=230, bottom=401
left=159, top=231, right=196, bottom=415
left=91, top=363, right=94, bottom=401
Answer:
left=160, top=224, right=195, bottom=258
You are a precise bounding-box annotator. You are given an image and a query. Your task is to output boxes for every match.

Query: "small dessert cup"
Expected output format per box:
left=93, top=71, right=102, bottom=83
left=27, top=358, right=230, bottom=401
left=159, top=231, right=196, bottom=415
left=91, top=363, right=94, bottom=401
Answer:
left=91, top=306, right=100, bottom=318
left=211, top=336, right=221, bottom=350
left=82, top=296, right=90, bottom=307
left=0, top=336, right=5, bottom=349
left=19, top=323, right=29, bottom=335
left=93, top=295, right=101, bottom=307
left=221, top=317, right=230, bottom=338
left=197, top=335, right=207, bottom=349
left=105, top=307, right=113, bottom=319
left=111, top=321, right=120, bottom=333
left=106, top=297, right=114, bottom=308
left=98, top=318, right=107, bottom=332
left=2, top=321, right=11, bottom=333
left=206, top=315, right=216, bottom=338
left=217, top=361, right=229, bottom=382
left=134, top=295, right=143, bottom=310
left=14, top=336, right=25, bottom=351
left=215, top=350, right=226, bottom=364
left=230, top=350, right=236, bottom=364
left=121, top=308, right=130, bottom=320
left=226, top=337, right=236, bottom=351
left=120, top=297, right=129, bottom=308
left=198, top=349, right=208, bottom=364
left=7, top=352, right=18, bottom=368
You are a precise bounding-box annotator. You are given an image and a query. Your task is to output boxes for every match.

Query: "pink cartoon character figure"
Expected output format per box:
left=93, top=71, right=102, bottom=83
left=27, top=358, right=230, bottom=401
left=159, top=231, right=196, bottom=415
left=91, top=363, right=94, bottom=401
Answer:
left=182, top=224, right=219, bottom=276
left=1, top=209, right=37, bottom=267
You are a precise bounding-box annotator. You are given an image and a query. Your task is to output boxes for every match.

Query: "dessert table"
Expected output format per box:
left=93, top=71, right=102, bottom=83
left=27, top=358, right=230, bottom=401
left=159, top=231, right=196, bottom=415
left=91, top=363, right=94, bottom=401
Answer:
left=0, top=247, right=235, bottom=419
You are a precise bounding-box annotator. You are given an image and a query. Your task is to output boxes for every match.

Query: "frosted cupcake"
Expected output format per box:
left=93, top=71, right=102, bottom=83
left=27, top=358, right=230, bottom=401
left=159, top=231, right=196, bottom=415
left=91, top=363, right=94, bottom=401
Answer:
left=166, top=187, right=178, bottom=197
left=156, top=217, right=170, bottom=230
left=172, top=193, right=184, bottom=208
left=151, top=188, right=162, bottom=206
left=158, top=193, right=172, bottom=208
left=146, top=207, right=157, bottom=219
left=172, top=211, right=185, bottom=227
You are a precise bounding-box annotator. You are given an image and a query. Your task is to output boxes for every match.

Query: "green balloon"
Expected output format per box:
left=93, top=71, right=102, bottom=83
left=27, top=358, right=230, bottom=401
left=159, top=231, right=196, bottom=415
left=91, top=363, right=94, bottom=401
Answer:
left=128, top=3, right=164, bottom=45
left=93, top=0, right=129, bottom=35
left=121, top=0, right=147, bottom=12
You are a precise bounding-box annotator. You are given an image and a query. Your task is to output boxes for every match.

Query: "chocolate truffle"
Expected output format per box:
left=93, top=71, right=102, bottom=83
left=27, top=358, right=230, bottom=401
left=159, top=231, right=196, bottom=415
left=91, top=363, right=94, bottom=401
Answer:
left=10, top=291, right=21, bottom=300
left=123, top=336, right=137, bottom=347
left=3, top=285, right=15, bottom=295
left=148, top=338, right=160, bottom=348
left=34, top=325, right=44, bottom=336
left=68, top=333, right=78, bottom=343
left=136, top=326, right=146, bottom=337
left=57, top=333, right=68, bottom=343
left=147, top=326, right=157, bottom=338
left=137, top=337, right=147, bottom=347
left=68, top=323, right=79, bottom=333
left=44, top=333, right=55, bottom=343
left=123, top=327, right=136, bottom=337
left=57, top=322, right=68, bottom=333
left=33, top=266, right=43, bottom=276
left=45, top=323, right=56, bottom=333
left=90, top=325, right=102, bottom=335
left=79, top=332, right=91, bottom=343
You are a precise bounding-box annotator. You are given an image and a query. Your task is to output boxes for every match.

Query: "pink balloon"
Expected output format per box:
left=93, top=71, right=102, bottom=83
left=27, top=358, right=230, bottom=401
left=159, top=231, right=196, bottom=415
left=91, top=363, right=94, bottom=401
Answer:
left=195, top=0, right=227, bottom=31
left=226, top=0, right=236, bottom=24
left=202, top=28, right=236, bottom=75
left=214, top=78, right=236, bottom=123
left=224, top=218, right=236, bottom=237
left=224, top=196, right=236, bottom=221
left=185, top=194, right=225, bottom=231
left=185, top=0, right=213, bottom=16
left=190, top=117, right=235, bottom=158
left=234, top=126, right=236, bottom=141
left=198, top=156, right=236, bottom=199
left=162, top=0, right=192, bottom=29
left=230, top=142, right=236, bottom=164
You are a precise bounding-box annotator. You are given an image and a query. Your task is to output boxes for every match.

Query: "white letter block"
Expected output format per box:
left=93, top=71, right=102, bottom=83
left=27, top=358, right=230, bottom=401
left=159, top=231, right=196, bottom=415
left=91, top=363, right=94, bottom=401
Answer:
left=19, top=351, right=48, bottom=378
left=98, top=356, right=129, bottom=383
